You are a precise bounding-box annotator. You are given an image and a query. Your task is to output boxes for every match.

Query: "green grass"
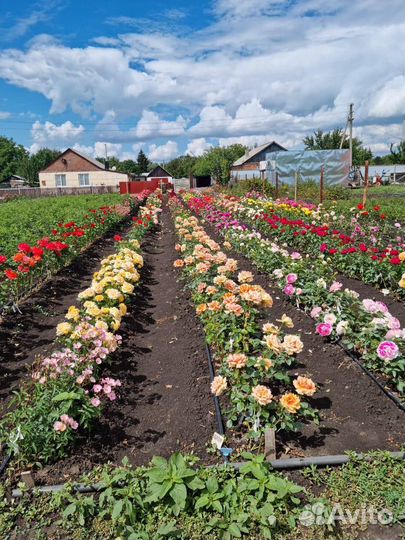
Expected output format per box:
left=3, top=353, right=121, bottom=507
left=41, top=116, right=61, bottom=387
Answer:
left=0, top=193, right=124, bottom=257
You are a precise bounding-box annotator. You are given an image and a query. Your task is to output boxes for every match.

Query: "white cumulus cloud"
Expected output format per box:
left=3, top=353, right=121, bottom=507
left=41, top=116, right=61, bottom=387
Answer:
left=148, top=140, right=178, bottom=162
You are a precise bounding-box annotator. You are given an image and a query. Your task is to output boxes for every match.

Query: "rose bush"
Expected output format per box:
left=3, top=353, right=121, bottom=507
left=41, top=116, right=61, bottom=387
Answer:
left=170, top=196, right=318, bottom=438
left=0, top=192, right=162, bottom=464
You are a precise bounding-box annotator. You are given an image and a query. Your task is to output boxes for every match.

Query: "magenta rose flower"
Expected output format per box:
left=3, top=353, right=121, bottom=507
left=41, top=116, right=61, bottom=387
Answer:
left=316, top=322, right=333, bottom=336
left=376, top=341, right=399, bottom=361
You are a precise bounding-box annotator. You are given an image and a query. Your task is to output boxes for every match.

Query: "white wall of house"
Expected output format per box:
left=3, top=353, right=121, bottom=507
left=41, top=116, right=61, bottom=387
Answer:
left=39, top=170, right=129, bottom=188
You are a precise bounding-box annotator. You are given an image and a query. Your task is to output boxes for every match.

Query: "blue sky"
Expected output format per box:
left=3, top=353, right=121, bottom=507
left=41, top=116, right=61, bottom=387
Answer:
left=0, top=0, right=404, bottom=161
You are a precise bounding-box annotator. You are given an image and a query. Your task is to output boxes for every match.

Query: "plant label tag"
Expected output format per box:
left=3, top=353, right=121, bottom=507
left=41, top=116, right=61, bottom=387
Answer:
left=253, top=417, right=260, bottom=432
left=211, top=432, right=225, bottom=449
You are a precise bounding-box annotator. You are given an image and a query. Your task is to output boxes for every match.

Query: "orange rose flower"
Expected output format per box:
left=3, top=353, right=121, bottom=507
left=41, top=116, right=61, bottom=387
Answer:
left=196, top=303, right=207, bottom=315
left=173, top=259, right=185, bottom=268
left=280, top=393, right=301, bottom=414
left=293, top=376, right=316, bottom=396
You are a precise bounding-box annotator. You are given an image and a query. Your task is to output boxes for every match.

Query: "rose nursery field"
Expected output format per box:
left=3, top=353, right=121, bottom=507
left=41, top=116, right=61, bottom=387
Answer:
left=0, top=189, right=405, bottom=539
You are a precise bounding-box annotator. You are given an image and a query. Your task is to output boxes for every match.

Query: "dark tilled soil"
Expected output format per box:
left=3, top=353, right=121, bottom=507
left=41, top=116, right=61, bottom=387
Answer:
left=197, top=216, right=405, bottom=458
left=0, top=220, right=133, bottom=412
left=34, top=206, right=214, bottom=485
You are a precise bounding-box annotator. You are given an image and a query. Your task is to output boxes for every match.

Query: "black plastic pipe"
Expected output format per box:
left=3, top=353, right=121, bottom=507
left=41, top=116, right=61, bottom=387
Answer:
left=336, top=342, right=405, bottom=414
left=0, top=454, right=11, bottom=478
left=205, top=342, right=225, bottom=436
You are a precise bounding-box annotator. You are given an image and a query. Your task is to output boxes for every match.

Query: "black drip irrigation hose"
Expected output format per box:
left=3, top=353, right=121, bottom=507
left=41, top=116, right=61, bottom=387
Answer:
left=0, top=454, right=11, bottom=478
left=336, top=341, right=405, bottom=414
left=205, top=342, right=225, bottom=437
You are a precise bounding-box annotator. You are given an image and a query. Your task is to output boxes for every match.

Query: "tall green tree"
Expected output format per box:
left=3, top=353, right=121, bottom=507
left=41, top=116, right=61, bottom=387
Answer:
left=193, top=144, right=246, bottom=184
left=388, top=141, right=405, bottom=164
left=117, top=159, right=140, bottom=175
left=165, top=155, right=198, bottom=178
left=18, top=148, right=60, bottom=186
left=137, top=149, right=150, bottom=173
left=0, top=136, right=28, bottom=183
left=303, top=128, right=373, bottom=166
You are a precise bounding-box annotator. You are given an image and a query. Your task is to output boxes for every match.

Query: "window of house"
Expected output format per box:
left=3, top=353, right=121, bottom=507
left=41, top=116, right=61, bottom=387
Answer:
left=55, top=174, right=66, bottom=187
left=79, top=173, right=90, bottom=186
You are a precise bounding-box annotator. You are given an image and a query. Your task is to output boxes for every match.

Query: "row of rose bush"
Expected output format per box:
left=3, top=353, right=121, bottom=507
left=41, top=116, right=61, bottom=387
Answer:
left=216, top=194, right=405, bottom=298
left=0, top=197, right=143, bottom=315
left=0, top=192, right=162, bottom=464
left=182, top=193, right=405, bottom=396
left=169, top=196, right=318, bottom=439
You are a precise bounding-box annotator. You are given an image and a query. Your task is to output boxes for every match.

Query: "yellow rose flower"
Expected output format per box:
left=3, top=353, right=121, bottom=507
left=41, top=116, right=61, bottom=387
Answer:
left=106, top=288, right=121, bottom=300
left=122, top=282, right=134, bottom=294
left=66, top=306, right=80, bottom=320
left=56, top=322, right=72, bottom=336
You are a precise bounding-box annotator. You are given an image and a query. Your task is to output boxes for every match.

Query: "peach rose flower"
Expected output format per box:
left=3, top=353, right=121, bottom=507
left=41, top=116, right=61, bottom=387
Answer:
left=226, top=353, right=248, bottom=369
left=262, top=323, right=280, bottom=335
left=208, top=301, right=222, bottom=312
left=252, top=385, right=273, bottom=406
left=197, top=282, right=207, bottom=293
left=280, top=393, right=301, bottom=414
left=224, top=302, right=244, bottom=317
left=211, top=375, right=227, bottom=396
left=264, top=333, right=283, bottom=353
left=173, top=259, right=185, bottom=268
left=293, top=376, right=316, bottom=396
left=282, top=335, right=304, bottom=355
left=255, top=356, right=273, bottom=370
left=238, top=271, right=254, bottom=283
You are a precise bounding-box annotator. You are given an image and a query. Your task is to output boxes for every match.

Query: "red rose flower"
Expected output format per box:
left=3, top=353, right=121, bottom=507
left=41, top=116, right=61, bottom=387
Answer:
left=114, top=234, right=122, bottom=242
left=0, top=255, right=7, bottom=264
left=5, top=269, right=18, bottom=280
left=18, top=243, right=31, bottom=253
left=357, top=203, right=364, bottom=210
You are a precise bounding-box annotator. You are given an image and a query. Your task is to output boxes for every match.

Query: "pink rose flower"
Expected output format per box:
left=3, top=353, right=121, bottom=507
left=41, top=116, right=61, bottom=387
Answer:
left=286, top=273, right=298, bottom=284
left=284, top=284, right=295, bottom=295
left=91, top=397, right=101, bottom=407
left=376, top=341, right=399, bottom=361
left=310, top=306, right=322, bottom=319
left=316, top=322, right=333, bottom=336
left=329, top=281, right=343, bottom=292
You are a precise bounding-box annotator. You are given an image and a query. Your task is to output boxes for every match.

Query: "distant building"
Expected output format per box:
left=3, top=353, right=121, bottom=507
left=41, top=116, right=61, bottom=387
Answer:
left=360, top=165, right=405, bottom=184
left=39, top=148, right=129, bottom=189
left=0, top=175, right=28, bottom=188
left=230, top=141, right=287, bottom=181
left=133, top=165, right=173, bottom=183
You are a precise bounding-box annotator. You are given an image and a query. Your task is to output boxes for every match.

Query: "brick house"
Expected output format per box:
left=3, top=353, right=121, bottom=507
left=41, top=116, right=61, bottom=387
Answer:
left=39, top=148, right=129, bottom=189
left=230, top=141, right=287, bottom=181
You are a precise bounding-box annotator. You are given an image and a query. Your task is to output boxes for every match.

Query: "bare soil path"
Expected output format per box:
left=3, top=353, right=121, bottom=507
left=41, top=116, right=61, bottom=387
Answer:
left=36, top=205, right=214, bottom=484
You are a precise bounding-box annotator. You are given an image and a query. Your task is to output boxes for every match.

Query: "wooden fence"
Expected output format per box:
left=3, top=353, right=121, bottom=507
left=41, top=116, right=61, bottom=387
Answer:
left=0, top=185, right=119, bottom=201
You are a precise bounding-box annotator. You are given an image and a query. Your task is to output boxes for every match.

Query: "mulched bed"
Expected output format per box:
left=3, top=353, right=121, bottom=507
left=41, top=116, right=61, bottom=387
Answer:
left=1, top=206, right=215, bottom=486
left=194, top=214, right=405, bottom=458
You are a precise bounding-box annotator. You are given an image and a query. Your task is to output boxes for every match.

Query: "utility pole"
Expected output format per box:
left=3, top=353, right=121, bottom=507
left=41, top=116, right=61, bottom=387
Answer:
left=348, top=103, right=354, bottom=167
